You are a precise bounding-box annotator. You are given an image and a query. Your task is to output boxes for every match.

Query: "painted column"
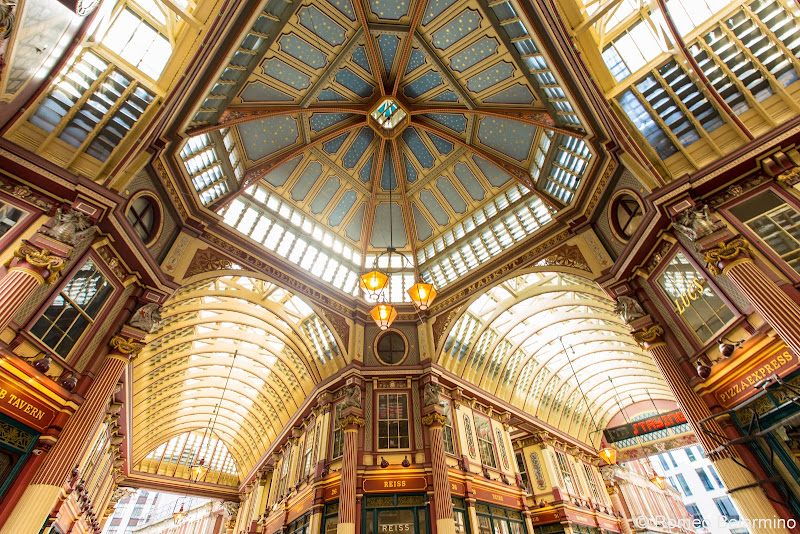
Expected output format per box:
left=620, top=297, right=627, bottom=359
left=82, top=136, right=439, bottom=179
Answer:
left=0, top=242, right=65, bottom=331
left=337, top=408, right=364, bottom=534
left=607, top=487, right=633, bottom=534
left=0, top=333, right=144, bottom=534
left=423, top=410, right=455, bottom=534
left=705, top=237, right=800, bottom=357
left=633, top=324, right=789, bottom=534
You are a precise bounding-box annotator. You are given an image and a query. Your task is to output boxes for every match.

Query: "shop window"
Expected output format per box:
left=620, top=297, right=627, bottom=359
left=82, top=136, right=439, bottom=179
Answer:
left=515, top=452, right=530, bottom=493
left=696, top=468, right=714, bottom=491
left=323, top=503, right=338, bottom=534
left=103, top=7, right=172, bottom=79
left=126, top=195, right=158, bottom=243
left=375, top=331, right=406, bottom=365
left=364, top=494, right=427, bottom=534
left=473, top=413, right=497, bottom=469
left=279, top=445, right=294, bottom=497
left=475, top=503, right=526, bottom=534
left=728, top=189, right=800, bottom=276
left=553, top=451, right=577, bottom=495
left=658, top=454, right=670, bottom=471
left=0, top=200, right=30, bottom=244
left=377, top=393, right=409, bottom=450
left=656, top=251, right=735, bottom=343
left=331, top=403, right=344, bottom=459
left=442, top=401, right=455, bottom=455
left=30, top=258, right=115, bottom=358
left=287, top=514, right=310, bottom=534
left=686, top=447, right=696, bottom=461
left=667, top=451, right=677, bottom=467
left=713, top=496, right=739, bottom=520
left=453, top=497, right=470, bottom=534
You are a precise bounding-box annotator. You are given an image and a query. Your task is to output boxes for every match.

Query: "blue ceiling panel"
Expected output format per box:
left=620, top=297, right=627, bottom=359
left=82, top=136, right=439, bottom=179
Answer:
left=454, top=162, right=486, bottom=200
left=310, top=176, right=341, bottom=214
left=238, top=116, right=299, bottom=161
left=329, top=190, right=358, bottom=226
left=477, top=116, right=535, bottom=161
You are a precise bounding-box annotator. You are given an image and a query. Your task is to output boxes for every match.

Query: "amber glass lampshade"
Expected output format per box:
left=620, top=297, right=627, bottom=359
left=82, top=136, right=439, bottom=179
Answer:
left=370, top=303, right=397, bottom=330
left=360, top=270, right=388, bottom=299
left=651, top=474, right=666, bottom=490
left=407, top=282, right=437, bottom=310
left=598, top=446, right=617, bottom=465
left=173, top=505, right=186, bottom=524
left=190, top=458, right=208, bottom=482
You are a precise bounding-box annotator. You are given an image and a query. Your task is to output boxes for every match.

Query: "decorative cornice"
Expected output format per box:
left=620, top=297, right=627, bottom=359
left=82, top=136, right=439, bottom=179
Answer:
left=703, top=237, right=751, bottom=276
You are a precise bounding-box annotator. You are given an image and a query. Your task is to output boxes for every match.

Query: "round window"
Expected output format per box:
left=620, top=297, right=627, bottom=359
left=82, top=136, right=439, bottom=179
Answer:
left=126, top=195, right=158, bottom=243
left=375, top=331, right=407, bottom=365
left=612, top=193, right=644, bottom=240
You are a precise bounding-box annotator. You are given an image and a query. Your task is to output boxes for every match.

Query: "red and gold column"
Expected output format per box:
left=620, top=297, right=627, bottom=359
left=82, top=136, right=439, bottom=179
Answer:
left=633, top=324, right=789, bottom=534
left=705, top=237, right=800, bottom=357
left=422, top=410, right=455, bottom=534
left=0, top=333, right=144, bottom=534
left=606, top=486, right=633, bottom=534
left=0, top=242, right=65, bottom=331
left=338, top=410, right=364, bottom=534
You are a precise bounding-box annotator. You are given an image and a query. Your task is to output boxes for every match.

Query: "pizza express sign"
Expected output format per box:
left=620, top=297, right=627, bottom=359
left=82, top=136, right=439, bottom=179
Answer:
left=603, top=409, right=687, bottom=443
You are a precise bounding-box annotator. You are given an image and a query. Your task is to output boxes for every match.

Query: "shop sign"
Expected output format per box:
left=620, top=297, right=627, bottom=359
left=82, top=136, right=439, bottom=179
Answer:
left=603, top=409, right=686, bottom=443
left=449, top=479, right=465, bottom=496
left=323, top=484, right=340, bottom=501
left=287, top=491, right=314, bottom=522
left=673, top=278, right=705, bottom=315
left=473, top=486, right=524, bottom=508
left=0, top=375, right=56, bottom=432
left=363, top=475, right=427, bottom=493
left=713, top=344, right=796, bottom=408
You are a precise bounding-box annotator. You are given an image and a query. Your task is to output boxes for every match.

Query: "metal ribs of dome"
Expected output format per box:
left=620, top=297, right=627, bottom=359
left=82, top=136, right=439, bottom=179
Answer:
left=177, top=0, right=597, bottom=296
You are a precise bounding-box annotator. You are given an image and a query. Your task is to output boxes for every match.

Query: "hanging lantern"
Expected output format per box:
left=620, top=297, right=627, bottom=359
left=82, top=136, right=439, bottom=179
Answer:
left=190, top=458, right=208, bottom=482
left=407, top=282, right=437, bottom=310
left=650, top=474, right=667, bottom=490
left=173, top=505, right=186, bottom=524
left=370, top=302, right=397, bottom=330
left=598, top=446, right=617, bottom=465
left=360, top=270, right=388, bottom=299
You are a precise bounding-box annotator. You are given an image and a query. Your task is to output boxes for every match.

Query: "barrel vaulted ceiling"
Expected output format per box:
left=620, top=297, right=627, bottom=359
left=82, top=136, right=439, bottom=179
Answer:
left=132, top=275, right=347, bottom=484
left=177, top=0, right=595, bottom=298
left=438, top=272, right=675, bottom=445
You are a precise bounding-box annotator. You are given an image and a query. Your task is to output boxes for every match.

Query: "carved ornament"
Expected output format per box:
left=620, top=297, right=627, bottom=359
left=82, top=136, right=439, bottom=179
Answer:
left=339, top=414, right=365, bottom=428
left=5, top=242, right=66, bottom=284
left=632, top=324, right=664, bottom=346
left=109, top=335, right=145, bottom=356
left=421, top=413, right=448, bottom=427
left=703, top=237, right=751, bottom=276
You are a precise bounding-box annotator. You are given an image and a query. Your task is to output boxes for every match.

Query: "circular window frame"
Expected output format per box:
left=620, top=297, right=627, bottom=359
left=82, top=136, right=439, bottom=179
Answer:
left=373, top=329, right=409, bottom=366
left=125, top=191, right=163, bottom=247
left=608, top=189, right=645, bottom=243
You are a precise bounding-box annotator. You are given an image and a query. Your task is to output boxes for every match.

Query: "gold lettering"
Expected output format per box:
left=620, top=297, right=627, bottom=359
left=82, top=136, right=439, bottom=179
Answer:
left=0, top=388, right=5, bottom=400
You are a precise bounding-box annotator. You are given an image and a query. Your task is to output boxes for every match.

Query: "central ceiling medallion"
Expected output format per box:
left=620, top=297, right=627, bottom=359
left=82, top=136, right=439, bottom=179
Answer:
left=368, top=97, right=409, bottom=139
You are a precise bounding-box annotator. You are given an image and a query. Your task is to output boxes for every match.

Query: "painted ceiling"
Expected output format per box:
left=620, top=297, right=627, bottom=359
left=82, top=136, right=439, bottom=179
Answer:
left=182, top=0, right=593, bottom=291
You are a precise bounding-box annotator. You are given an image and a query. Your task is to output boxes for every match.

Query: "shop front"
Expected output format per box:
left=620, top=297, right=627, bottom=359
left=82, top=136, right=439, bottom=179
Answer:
left=363, top=494, right=429, bottom=534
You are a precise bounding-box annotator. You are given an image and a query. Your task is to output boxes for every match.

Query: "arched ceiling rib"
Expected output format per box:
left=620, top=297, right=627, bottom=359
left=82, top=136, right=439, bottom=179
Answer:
left=438, top=271, right=676, bottom=444
left=132, top=275, right=347, bottom=482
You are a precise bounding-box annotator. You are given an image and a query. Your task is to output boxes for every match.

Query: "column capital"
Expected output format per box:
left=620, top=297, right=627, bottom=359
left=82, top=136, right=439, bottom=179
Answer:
left=109, top=334, right=145, bottom=357
left=631, top=323, right=664, bottom=347
left=703, top=237, right=751, bottom=276
left=421, top=412, right=448, bottom=427
left=5, top=242, right=66, bottom=284
left=339, top=414, right=365, bottom=429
